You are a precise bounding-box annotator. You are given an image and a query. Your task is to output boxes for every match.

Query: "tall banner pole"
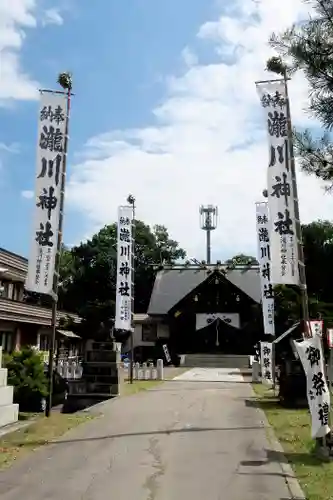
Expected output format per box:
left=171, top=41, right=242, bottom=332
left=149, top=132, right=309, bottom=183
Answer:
left=256, top=74, right=329, bottom=453
left=285, top=73, right=329, bottom=450
left=255, top=76, right=310, bottom=337
left=283, top=74, right=310, bottom=335
left=115, top=204, right=134, bottom=382
left=129, top=196, right=135, bottom=384
left=25, top=85, right=73, bottom=417
left=255, top=201, right=275, bottom=336
left=47, top=87, right=71, bottom=417
left=256, top=200, right=276, bottom=388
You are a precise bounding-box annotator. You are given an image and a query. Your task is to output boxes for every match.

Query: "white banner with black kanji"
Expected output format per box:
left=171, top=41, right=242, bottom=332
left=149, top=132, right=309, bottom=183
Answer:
left=256, top=81, right=299, bottom=286
left=256, top=202, right=275, bottom=335
left=260, top=342, right=274, bottom=384
left=294, top=334, right=330, bottom=439
left=115, top=206, right=133, bottom=331
left=26, top=92, right=67, bottom=295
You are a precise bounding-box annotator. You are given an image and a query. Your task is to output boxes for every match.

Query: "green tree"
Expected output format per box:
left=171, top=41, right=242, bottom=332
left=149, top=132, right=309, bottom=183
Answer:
left=59, top=220, right=186, bottom=337
left=274, top=220, right=333, bottom=325
left=302, top=220, right=333, bottom=304
left=267, top=0, right=333, bottom=185
left=5, top=347, right=48, bottom=411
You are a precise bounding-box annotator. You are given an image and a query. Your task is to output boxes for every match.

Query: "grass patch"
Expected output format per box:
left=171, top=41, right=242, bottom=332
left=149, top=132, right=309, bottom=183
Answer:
left=252, top=383, right=333, bottom=500
left=0, top=412, right=95, bottom=470
left=18, top=412, right=39, bottom=421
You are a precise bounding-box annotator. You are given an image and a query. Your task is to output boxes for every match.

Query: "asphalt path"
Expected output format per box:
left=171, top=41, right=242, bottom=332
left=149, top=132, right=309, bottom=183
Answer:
left=0, top=367, right=296, bottom=499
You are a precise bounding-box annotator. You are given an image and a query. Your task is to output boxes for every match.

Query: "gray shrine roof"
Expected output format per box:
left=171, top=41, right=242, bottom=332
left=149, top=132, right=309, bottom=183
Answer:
left=147, top=266, right=261, bottom=315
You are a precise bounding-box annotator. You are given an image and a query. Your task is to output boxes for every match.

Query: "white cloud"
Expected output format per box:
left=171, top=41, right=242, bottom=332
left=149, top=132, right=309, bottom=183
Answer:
left=67, top=0, right=332, bottom=261
left=0, top=1, right=67, bottom=105
left=42, top=8, right=63, bottom=26
left=181, top=46, right=198, bottom=67
left=0, top=0, right=39, bottom=103
left=0, top=142, right=20, bottom=153
left=21, top=189, right=34, bottom=199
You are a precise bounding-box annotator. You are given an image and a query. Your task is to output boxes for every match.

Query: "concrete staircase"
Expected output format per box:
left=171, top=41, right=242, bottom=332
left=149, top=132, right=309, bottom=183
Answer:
left=0, top=347, right=19, bottom=428
left=182, top=354, right=250, bottom=369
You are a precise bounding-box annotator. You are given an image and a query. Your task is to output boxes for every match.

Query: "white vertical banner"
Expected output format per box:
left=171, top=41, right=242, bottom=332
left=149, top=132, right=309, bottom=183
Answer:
left=115, top=206, right=133, bottom=330
left=256, top=82, right=299, bottom=285
left=25, top=92, right=67, bottom=295
left=256, top=202, right=275, bottom=335
left=294, top=335, right=330, bottom=439
left=260, top=342, right=274, bottom=384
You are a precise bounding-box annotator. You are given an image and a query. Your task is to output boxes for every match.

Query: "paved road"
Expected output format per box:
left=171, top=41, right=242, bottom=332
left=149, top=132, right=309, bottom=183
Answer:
left=174, top=366, right=245, bottom=383
left=0, top=368, right=295, bottom=500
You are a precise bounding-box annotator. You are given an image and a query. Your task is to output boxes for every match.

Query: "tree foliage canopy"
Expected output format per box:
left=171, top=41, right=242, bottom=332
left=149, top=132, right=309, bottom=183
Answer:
left=275, top=220, right=333, bottom=325
left=268, top=0, right=333, bottom=186
left=58, top=220, right=186, bottom=336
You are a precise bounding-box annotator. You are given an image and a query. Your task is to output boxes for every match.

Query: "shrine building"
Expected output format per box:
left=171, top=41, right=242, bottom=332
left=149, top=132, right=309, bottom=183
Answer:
left=130, top=263, right=263, bottom=360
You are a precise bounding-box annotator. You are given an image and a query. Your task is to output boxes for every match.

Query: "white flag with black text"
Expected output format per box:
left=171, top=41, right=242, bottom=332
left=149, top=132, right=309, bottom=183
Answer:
left=26, top=92, right=67, bottom=295
left=256, top=81, right=299, bottom=286
left=260, top=342, right=274, bottom=384
left=115, top=206, right=133, bottom=331
left=294, top=334, right=330, bottom=439
left=256, top=202, right=275, bottom=335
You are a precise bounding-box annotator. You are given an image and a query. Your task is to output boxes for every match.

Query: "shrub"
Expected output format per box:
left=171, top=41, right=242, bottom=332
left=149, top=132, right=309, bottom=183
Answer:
left=6, top=347, right=48, bottom=412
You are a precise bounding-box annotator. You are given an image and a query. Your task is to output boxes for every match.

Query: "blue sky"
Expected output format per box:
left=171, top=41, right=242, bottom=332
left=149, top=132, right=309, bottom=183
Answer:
left=0, top=0, right=216, bottom=256
left=1, top=0, right=332, bottom=262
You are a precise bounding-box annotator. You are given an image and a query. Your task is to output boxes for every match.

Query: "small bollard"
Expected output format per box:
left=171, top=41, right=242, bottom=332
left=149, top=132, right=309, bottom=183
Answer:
left=252, top=360, right=260, bottom=383
left=138, top=363, right=144, bottom=380
left=149, top=363, right=154, bottom=380
left=135, top=362, right=140, bottom=380
left=143, top=362, right=149, bottom=380
left=156, top=358, right=164, bottom=380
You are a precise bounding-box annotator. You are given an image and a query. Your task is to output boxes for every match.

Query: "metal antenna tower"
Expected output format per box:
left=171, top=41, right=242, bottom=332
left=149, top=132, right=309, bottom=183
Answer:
left=199, top=205, right=218, bottom=264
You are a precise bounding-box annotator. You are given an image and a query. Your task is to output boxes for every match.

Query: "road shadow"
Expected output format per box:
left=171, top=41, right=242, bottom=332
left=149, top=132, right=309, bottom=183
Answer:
left=237, top=470, right=293, bottom=478
left=245, top=397, right=281, bottom=411
left=148, top=387, right=241, bottom=392
left=3, top=425, right=266, bottom=448
left=162, top=379, right=250, bottom=384
left=241, top=448, right=323, bottom=468
left=245, top=396, right=307, bottom=412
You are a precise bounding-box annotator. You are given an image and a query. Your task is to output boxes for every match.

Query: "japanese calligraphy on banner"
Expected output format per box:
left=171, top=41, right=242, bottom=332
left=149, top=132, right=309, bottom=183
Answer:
left=163, top=344, right=172, bottom=364
left=26, top=92, right=67, bottom=295
left=294, top=334, right=330, bottom=439
left=115, top=206, right=133, bottom=330
left=260, top=342, right=274, bottom=384
left=256, top=82, right=299, bottom=286
left=256, top=202, right=275, bottom=335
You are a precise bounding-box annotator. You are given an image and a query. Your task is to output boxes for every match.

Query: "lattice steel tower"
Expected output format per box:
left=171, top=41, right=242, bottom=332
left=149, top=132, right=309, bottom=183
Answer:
left=199, top=205, right=218, bottom=264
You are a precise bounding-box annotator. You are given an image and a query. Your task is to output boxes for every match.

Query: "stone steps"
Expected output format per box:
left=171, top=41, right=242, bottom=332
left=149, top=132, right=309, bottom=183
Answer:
left=0, top=404, right=19, bottom=428
left=183, top=354, right=249, bottom=369
left=0, top=368, right=8, bottom=387
left=0, top=385, right=14, bottom=406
